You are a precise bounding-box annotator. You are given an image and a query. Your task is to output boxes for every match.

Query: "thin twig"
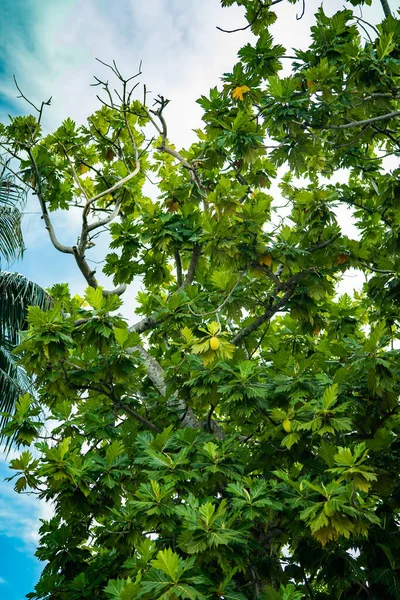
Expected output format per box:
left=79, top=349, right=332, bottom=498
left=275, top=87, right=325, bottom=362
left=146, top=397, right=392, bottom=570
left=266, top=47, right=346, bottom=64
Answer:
left=296, top=0, right=306, bottom=20
left=216, top=0, right=266, bottom=34
left=188, top=270, right=246, bottom=317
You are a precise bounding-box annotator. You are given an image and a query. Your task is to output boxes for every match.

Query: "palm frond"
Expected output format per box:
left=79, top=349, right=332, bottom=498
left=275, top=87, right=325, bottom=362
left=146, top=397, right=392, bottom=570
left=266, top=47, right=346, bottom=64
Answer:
left=0, top=272, right=50, bottom=447
left=0, top=173, right=26, bottom=265
left=0, top=173, right=26, bottom=208
left=0, top=345, right=28, bottom=418
left=0, top=206, right=24, bottom=265
left=0, top=271, right=51, bottom=343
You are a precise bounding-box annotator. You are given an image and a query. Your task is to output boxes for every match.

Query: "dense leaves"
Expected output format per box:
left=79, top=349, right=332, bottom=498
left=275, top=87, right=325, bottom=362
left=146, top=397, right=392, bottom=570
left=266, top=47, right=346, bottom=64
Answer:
left=1, top=0, right=400, bottom=598
left=0, top=173, right=49, bottom=442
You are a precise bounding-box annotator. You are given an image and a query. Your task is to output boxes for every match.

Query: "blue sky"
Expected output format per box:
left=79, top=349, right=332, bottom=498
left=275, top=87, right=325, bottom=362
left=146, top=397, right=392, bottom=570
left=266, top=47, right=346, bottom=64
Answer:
left=0, top=0, right=387, bottom=598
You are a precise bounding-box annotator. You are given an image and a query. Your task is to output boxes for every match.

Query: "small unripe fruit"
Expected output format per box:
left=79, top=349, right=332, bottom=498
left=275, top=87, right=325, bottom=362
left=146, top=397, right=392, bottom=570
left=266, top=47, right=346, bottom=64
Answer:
left=282, top=418, right=292, bottom=433
left=210, top=336, right=220, bottom=351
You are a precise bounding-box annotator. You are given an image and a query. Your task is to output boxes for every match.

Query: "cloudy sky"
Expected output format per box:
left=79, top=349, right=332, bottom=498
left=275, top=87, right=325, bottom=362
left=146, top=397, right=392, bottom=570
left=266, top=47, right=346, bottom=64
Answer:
left=0, top=0, right=388, bottom=597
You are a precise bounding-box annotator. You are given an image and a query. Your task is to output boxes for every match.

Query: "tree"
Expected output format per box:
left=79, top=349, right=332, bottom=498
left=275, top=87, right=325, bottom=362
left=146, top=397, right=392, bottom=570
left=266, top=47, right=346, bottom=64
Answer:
left=0, top=171, right=49, bottom=442
left=1, top=0, right=400, bottom=597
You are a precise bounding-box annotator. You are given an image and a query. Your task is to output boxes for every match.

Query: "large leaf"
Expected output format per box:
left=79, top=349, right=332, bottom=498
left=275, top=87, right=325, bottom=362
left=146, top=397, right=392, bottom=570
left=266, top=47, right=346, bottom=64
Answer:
left=0, top=174, right=26, bottom=265
left=0, top=272, right=50, bottom=445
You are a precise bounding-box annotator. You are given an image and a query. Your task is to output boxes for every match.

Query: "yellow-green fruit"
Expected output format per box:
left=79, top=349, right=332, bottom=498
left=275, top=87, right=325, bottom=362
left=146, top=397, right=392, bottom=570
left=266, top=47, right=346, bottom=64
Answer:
left=210, top=336, right=220, bottom=351
left=282, top=418, right=292, bottom=433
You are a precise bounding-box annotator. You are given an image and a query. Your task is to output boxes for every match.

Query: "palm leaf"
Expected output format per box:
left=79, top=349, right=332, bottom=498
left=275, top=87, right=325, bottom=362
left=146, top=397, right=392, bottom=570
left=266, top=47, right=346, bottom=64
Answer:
left=0, top=272, right=51, bottom=446
left=0, top=344, right=29, bottom=419
left=0, top=172, right=26, bottom=208
left=0, top=174, right=26, bottom=265
left=0, top=271, right=51, bottom=343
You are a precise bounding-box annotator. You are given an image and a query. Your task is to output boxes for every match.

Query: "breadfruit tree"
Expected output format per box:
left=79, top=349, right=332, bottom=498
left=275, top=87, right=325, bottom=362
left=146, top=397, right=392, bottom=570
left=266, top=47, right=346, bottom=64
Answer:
left=1, top=0, right=400, bottom=598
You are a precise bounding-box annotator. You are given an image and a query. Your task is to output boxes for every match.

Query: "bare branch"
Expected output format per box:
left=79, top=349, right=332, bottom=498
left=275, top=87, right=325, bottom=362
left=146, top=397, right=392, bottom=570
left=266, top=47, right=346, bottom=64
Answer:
left=13, top=76, right=52, bottom=125
left=231, top=290, right=291, bottom=346
left=128, top=345, right=166, bottom=395
left=296, top=0, right=306, bottom=20
left=148, top=102, right=205, bottom=194
left=86, top=161, right=141, bottom=206
left=352, top=14, right=379, bottom=36
left=359, top=262, right=395, bottom=275
left=127, top=344, right=201, bottom=430
left=27, top=149, right=74, bottom=255
left=87, top=199, right=122, bottom=233
left=324, top=110, right=400, bottom=131
left=103, top=284, right=127, bottom=296
left=339, top=197, right=392, bottom=229
left=129, top=315, right=163, bottom=335
left=72, top=248, right=98, bottom=287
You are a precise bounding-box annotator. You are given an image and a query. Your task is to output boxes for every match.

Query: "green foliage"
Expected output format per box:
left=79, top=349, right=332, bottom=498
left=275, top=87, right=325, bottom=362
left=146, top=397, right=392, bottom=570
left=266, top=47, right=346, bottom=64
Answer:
left=1, top=1, right=400, bottom=598
left=0, top=173, right=50, bottom=443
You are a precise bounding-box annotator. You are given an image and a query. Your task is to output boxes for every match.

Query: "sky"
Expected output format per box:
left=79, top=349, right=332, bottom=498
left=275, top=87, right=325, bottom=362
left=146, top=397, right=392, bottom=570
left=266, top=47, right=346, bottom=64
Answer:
left=0, top=0, right=390, bottom=597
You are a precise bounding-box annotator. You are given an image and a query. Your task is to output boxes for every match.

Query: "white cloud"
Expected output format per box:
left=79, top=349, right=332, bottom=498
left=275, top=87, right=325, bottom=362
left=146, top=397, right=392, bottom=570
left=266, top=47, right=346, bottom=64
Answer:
left=1, top=0, right=387, bottom=300
left=1, top=0, right=254, bottom=298
left=0, top=576, right=7, bottom=584
left=0, top=464, right=53, bottom=551
left=0, top=447, right=54, bottom=552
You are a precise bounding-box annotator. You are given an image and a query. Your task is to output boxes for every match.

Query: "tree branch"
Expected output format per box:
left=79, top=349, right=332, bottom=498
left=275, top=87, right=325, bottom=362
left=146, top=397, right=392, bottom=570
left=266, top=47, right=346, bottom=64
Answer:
left=359, top=261, right=394, bottom=275
left=306, top=233, right=340, bottom=253
left=72, top=248, right=98, bottom=287
left=86, top=200, right=122, bottom=233
left=128, top=345, right=166, bottom=395
left=188, top=270, right=246, bottom=317
left=118, top=403, right=161, bottom=433
left=85, top=161, right=140, bottom=206
left=253, top=264, right=281, bottom=285
left=129, top=315, right=163, bottom=335
left=178, top=244, right=202, bottom=291
left=148, top=100, right=204, bottom=194
left=127, top=344, right=201, bottom=430
left=324, top=110, right=400, bottom=131
left=232, top=268, right=316, bottom=345
left=60, top=144, right=89, bottom=202
left=231, top=289, right=291, bottom=346
left=380, top=0, right=392, bottom=17
left=27, top=149, right=74, bottom=255
left=174, top=249, right=183, bottom=288
left=296, top=0, right=306, bottom=21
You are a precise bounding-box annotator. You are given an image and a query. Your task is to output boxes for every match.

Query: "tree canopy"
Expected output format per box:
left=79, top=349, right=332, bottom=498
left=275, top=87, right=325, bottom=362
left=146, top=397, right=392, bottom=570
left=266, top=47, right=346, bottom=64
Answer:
left=1, top=0, right=400, bottom=598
